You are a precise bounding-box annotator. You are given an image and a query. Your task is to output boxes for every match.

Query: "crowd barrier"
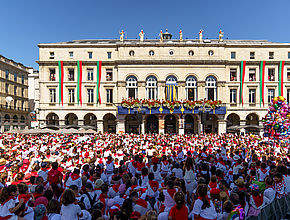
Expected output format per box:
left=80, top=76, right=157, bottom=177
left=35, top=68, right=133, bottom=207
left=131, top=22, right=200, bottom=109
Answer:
left=246, top=194, right=290, bottom=220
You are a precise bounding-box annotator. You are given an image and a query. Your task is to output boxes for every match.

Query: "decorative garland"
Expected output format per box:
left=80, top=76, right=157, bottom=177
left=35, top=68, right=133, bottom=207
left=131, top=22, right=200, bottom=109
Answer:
left=121, top=99, right=222, bottom=110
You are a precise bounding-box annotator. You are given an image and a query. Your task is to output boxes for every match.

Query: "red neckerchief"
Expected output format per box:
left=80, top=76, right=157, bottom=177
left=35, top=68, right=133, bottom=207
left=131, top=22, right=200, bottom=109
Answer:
left=18, top=194, right=31, bottom=203
left=41, top=168, right=47, bottom=171
left=261, top=169, right=267, bottom=174
left=135, top=198, right=148, bottom=208
left=149, top=180, right=159, bottom=192
left=71, top=173, right=79, bottom=181
left=112, top=184, right=120, bottom=192
left=198, top=195, right=210, bottom=204
left=131, top=185, right=138, bottom=190
left=82, top=171, right=88, bottom=176
left=162, top=160, right=169, bottom=166
left=33, top=193, right=42, bottom=200
left=107, top=160, right=113, bottom=164
left=167, top=189, right=176, bottom=198
left=1, top=196, right=15, bottom=205
left=252, top=195, right=263, bottom=207
left=88, top=176, right=94, bottom=182
left=209, top=182, right=217, bottom=189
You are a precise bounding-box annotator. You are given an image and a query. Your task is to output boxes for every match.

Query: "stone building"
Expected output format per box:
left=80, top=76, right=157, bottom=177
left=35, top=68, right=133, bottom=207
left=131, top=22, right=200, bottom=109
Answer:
left=0, top=55, right=30, bottom=132
left=37, top=31, right=290, bottom=134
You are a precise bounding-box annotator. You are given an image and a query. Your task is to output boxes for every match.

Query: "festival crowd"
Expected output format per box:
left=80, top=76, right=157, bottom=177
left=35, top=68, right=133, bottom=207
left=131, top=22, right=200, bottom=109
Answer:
left=0, top=132, right=288, bottom=220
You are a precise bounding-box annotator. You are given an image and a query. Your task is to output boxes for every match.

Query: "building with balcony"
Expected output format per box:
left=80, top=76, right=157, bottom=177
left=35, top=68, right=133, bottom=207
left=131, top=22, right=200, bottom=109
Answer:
left=37, top=31, right=290, bottom=134
left=0, top=55, right=30, bottom=132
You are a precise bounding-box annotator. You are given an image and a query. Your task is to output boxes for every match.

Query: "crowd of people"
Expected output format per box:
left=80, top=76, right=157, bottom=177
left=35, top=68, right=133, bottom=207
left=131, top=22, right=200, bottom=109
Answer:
left=0, top=132, right=288, bottom=220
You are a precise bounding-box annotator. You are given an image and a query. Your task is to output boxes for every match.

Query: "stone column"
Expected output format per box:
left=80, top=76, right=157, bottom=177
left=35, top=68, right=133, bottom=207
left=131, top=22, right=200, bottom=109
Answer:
left=116, top=115, right=126, bottom=134
left=141, top=119, right=145, bottom=134
left=97, top=120, right=103, bottom=133
left=179, top=114, right=184, bottom=135
left=196, top=115, right=202, bottom=134
left=217, top=119, right=227, bottom=134
left=240, top=120, right=246, bottom=135
left=159, top=115, right=164, bottom=134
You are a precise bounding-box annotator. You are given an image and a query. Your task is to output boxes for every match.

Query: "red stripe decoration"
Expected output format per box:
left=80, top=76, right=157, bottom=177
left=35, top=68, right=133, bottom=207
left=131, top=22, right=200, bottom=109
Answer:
left=261, top=61, right=265, bottom=106
left=240, top=61, right=246, bottom=105
left=60, top=61, right=64, bottom=106
left=98, top=61, right=102, bottom=104
left=281, top=61, right=285, bottom=96
left=79, top=61, right=83, bottom=104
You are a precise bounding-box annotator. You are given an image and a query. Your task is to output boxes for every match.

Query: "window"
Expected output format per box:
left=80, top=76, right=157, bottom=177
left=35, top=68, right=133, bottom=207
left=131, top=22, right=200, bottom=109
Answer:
left=106, top=89, right=113, bottom=103
left=49, top=68, right=56, bottom=81
left=189, top=50, right=194, bottom=56
left=87, top=69, right=94, bottom=81
left=208, top=50, right=214, bottom=56
left=186, top=76, right=197, bottom=101
left=21, top=88, right=24, bottom=97
left=21, top=102, right=24, bottom=111
left=169, top=50, right=174, bottom=56
left=126, top=76, right=137, bottom=99
left=14, top=100, right=17, bottom=109
left=287, top=89, right=290, bottom=102
left=68, top=89, right=75, bottom=103
left=249, top=89, right=256, bottom=104
left=69, top=51, right=73, bottom=58
left=107, top=52, right=112, bottom=59
left=230, top=69, right=237, bottom=81
left=249, top=69, right=256, bottom=81
left=230, top=89, right=237, bottom=103
left=287, top=68, right=290, bottom=81
left=268, top=68, right=275, bottom=81
left=146, top=76, right=158, bottom=99
left=49, top=52, right=54, bottom=59
left=5, top=70, right=9, bottom=79
left=49, top=89, right=56, bottom=103
left=20, top=115, right=25, bottom=123
left=268, top=89, right=275, bottom=103
left=68, top=69, right=75, bottom=81
left=269, top=52, right=274, bottom=59
left=129, top=50, right=135, bottom=56
left=205, top=76, right=217, bottom=100
left=14, top=86, right=17, bottom=96
left=250, top=52, right=255, bottom=59
left=106, top=69, right=113, bottom=81
left=5, top=84, right=9, bottom=94
left=288, top=52, right=290, bottom=59
left=88, top=52, right=93, bottom=59
left=231, top=52, right=236, bottom=59
left=87, top=89, right=94, bottom=103
left=21, top=75, right=24, bottom=84
left=14, top=73, right=17, bottom=82
left=149, top=50, right=154, bottom=56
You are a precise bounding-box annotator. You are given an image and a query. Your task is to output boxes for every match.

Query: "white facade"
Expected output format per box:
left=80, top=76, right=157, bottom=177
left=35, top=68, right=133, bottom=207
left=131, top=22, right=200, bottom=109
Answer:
left=37, top=36, right=290, bottom=134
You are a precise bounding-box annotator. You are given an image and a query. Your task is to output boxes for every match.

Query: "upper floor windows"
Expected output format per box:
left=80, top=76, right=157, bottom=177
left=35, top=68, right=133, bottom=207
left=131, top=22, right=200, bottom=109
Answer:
left=129, top=50, right=135, bottom=56
left=186, top=76, right=197, bottom=101
left=14, top=73, right=17, bottom=82
left=88, top=52, right=93, bottom=59
left=5, top=70, right=9, bottom=79
left=268, top=68, right=275, bottom=81
left=126, top=75, right=137, bottom=99
left=69, top=51, right=73, bottom=58
left=188, top=50, right=194, bottom=56
left=149, top=50, right=155, bottom=56
left=106, top=69, right=113, bottom=81
left=87, top=69, right=93, bottom=81
left=49, top=52, right=54, bottom=59
left=269, top=52, right=274, bottom=59
left=231, top=52, right=236, bottom=59
left=21, top=75, right=24, bottom=84
left=250, top=52, right=255, bottom=59
left=230, top=69, right=237, bottom=81
left=49, top=68, right=56, bottom=81
left=68, top=69, right=75, bottom=81
left=146, top=76, right=157, bottom=100
left=107, top=52, right=112, bottom=59
left=205, top=76, right=217, bottom=101
left=208, top=50, right=214, bottom=56
left=249, top=69, right=256, bottom=81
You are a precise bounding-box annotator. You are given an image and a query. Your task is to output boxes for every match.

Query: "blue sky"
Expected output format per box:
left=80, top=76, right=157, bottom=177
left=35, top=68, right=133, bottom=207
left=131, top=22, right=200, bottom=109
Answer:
left=1, top=0, right=289, bottom=69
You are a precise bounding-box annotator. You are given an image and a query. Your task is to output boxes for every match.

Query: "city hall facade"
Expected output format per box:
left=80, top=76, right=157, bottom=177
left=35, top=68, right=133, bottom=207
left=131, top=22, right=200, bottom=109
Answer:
left=37, top=32, right=290, bottom=134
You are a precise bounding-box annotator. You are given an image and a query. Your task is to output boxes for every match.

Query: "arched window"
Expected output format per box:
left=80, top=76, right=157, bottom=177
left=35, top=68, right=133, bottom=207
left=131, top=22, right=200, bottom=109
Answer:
left=13, top=115, right=18, bottom=123
left=205, top=76, right=217, bottom=100
left=20, top=116, right=25, bottom=123
left=126, top=75, right=138, bottom=99
left=186, top=76, right=197, bottom=101
left=4, top=114, right=10, bottom=123
left=146, top=76, right=157, bottom=99
left=165, top=75, right=178, bottom=101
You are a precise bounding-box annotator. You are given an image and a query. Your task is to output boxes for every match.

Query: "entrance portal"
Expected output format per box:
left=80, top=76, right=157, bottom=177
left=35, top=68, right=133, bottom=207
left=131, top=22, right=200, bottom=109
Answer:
left=165, top=115, right=177, bottom=134
left=146, top=115, right=159, bottom=134
left=184, top=115, right=195, bottom=134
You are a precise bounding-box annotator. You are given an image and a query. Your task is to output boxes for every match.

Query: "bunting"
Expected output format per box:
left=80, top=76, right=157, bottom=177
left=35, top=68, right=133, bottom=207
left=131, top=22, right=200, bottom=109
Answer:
left=278, top=61, right=285, bottom=96
left=260, top=61, right=265, bottom=107
left=58, top=61, right=64, bottom=105
left=240, top=61, right=246, bottom=105
left=166, top=84, right=177, bottom=102
left=96, top=61, right=102, bottom=104
left=77, top=61, right=83, bottom=105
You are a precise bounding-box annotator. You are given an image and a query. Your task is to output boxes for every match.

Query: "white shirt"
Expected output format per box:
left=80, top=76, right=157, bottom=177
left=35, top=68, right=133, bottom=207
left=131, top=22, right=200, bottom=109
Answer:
left=61, top=204, right=82, bottom=220
left=191, top=199, right=217, bottom=219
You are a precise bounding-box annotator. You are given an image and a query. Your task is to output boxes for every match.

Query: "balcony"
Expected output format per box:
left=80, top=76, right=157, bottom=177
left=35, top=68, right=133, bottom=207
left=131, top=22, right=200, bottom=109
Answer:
left=0, top=104, right=30, bottom=112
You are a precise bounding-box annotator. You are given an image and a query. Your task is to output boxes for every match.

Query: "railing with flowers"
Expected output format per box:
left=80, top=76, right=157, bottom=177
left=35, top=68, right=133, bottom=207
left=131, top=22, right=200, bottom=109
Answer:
left=121, top=98, right=222, bottom=110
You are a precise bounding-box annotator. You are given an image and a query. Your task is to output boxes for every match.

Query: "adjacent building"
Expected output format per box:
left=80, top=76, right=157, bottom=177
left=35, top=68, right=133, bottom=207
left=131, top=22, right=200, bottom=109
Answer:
left=0, top=55, right=30, bottom=132
left=37, top=31, right=290, bottom=134
left=28, top=69, right=40, bottom=128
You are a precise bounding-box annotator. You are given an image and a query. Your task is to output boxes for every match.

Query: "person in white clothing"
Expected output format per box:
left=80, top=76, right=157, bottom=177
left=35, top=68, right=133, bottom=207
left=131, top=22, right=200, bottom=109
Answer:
left=60, top=189, right=83, bottom=220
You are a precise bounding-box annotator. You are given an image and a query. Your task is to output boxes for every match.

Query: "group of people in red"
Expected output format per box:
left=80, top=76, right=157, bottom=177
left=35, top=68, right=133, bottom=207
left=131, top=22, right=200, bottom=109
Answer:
left=0, top=132, right=288, bottom=220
